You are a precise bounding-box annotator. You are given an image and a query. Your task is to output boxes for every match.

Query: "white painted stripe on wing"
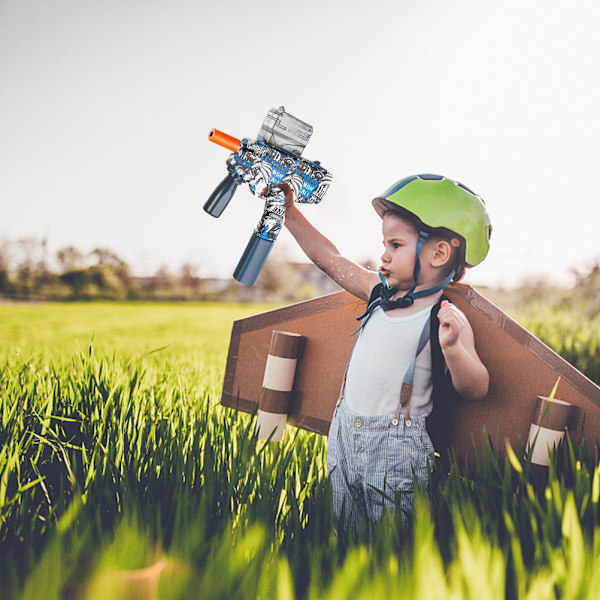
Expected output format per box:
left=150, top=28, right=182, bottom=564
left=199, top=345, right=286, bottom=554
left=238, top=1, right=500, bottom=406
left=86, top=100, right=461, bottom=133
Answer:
left=527, top=424, right=565, bottom=466
left=262, top=355, right=297, bottom=392
left=257, top=410, right=287, bottom=442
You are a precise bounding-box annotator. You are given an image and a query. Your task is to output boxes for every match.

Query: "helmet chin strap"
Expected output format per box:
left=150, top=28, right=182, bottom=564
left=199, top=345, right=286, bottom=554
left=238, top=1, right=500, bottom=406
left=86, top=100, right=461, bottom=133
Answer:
left=380, top=231, right=456, bottom=309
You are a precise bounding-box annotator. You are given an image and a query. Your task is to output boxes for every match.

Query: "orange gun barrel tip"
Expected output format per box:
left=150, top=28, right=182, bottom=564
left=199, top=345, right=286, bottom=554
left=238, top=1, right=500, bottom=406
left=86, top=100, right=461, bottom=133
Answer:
left=208, top=128, right=241, bottom=152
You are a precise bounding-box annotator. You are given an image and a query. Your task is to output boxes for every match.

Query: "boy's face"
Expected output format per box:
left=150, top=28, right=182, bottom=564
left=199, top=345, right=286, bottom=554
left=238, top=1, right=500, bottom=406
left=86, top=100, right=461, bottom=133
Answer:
left=379, top=213, right=419, bottom=290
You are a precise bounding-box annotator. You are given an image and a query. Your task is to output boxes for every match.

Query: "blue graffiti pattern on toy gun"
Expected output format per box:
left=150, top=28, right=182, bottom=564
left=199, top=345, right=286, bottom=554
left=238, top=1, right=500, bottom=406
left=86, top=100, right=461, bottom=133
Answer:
left=226, top=139, right=331, bottom=243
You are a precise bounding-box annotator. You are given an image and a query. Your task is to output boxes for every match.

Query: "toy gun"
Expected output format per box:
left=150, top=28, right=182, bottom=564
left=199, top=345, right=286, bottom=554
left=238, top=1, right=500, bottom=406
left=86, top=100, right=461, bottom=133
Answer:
left=204, top=106, right=332, bottom=286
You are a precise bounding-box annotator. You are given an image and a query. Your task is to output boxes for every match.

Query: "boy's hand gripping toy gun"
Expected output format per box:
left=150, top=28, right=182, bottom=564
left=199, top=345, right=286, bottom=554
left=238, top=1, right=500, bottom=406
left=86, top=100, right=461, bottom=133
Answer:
left=204, top=106, right=332, bottom=286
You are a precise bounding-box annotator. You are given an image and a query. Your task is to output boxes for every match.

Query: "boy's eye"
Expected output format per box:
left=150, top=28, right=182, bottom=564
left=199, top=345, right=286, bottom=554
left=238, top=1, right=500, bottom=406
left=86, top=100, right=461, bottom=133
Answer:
left=383, top=240, right=403, bottom=249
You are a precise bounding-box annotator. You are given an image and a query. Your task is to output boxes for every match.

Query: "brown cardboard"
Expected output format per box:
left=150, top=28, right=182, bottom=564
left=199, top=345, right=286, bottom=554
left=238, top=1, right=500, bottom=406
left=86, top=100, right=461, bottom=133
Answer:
left=222, top=291, right=362, bottom=434
left=221, top=283, right=600, bottom=462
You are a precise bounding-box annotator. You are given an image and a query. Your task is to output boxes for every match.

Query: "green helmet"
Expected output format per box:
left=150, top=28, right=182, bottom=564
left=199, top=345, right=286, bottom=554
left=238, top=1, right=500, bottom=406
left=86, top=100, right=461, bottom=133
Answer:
left=372, top=174, right=492, bottom=267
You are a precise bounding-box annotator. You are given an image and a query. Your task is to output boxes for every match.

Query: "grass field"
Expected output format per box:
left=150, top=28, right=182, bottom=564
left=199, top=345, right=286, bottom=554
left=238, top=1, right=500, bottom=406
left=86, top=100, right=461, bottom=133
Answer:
left=1, top=300, right=600, bottom=599
left=0, top=300, right=276, bottom=361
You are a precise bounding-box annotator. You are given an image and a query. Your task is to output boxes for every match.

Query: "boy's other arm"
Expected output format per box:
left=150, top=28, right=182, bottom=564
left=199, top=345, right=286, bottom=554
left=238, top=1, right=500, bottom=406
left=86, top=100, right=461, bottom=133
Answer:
left=438, top=301, right=489, bottom=401
left=280, top=185, right=379, bottom=301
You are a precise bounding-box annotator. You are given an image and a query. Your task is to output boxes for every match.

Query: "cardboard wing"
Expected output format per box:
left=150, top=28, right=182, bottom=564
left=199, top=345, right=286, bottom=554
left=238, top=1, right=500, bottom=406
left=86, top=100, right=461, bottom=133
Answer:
left=221, top=283, right=600, bottom=460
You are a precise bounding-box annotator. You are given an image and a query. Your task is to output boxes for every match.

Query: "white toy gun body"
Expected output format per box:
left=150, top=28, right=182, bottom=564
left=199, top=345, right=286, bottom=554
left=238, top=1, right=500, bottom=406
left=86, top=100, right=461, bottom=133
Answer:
left=204, top=107, right=332, bottom=286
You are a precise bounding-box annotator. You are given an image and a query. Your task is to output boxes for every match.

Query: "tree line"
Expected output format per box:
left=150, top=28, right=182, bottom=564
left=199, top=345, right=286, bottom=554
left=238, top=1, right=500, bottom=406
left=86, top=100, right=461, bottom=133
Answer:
left=2, top=237, right=599, bottom=309
left=0, top=238, right=331, bottom=302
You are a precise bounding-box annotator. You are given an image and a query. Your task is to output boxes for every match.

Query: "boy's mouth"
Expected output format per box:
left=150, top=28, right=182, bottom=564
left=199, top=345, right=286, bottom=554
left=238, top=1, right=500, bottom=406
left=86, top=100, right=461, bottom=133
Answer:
left=379, top=268, right=390, bottom=277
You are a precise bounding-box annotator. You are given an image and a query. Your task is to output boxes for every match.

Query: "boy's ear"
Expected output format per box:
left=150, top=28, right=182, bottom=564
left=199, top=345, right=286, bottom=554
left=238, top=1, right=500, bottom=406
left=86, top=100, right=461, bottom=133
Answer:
left=430, top=240, right=452, bottom=268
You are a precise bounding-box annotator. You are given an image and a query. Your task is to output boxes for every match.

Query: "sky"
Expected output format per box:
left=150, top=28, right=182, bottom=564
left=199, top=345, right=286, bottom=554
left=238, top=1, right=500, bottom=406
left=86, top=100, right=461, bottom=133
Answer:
left=1, top=0, right=599, bottom=289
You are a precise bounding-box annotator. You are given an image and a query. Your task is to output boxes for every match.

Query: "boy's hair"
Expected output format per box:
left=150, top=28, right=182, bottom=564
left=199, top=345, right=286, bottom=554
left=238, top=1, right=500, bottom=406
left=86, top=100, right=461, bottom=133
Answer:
left=382, top=207, right=466, bottom=281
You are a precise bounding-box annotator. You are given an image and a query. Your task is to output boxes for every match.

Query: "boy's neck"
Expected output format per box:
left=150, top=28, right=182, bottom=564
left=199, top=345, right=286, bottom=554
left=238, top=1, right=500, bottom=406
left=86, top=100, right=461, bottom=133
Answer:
left=386, top=289, right=444, bottom=316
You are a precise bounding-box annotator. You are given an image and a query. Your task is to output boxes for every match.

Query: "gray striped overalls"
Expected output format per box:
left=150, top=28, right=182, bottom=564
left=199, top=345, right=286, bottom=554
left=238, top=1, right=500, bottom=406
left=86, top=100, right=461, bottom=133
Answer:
left=326, top=316, right=435, bottom=534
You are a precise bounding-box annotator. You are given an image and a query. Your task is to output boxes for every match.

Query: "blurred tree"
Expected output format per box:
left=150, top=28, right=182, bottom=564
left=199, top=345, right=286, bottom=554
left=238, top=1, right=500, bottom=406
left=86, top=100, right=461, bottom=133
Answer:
left=59, top=269, right=90, bottom=298
left=568, top=261, right=600, bottom=317
left=89, top=265, right=127, bottom=299
left=256, top=259, right=300, bottom=298
left=0, top=244, right=11, bottom=295
left=36, top=239, right=51, bottom=288
left=181, top=262, right=199, bottom=290
left=152, top=266, right=174, bottom=299
left=57, top=246, right=85, bottom=271
left=91, top=248, right=130, bottom=277
left=91, top=248, right=137, bottom=298
left=14, top=237, right=50, bottom=296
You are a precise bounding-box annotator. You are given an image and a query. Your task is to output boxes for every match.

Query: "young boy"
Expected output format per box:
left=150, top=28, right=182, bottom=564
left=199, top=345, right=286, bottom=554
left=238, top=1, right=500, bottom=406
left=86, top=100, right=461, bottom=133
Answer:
left=278, top=173, right=492, bottom=532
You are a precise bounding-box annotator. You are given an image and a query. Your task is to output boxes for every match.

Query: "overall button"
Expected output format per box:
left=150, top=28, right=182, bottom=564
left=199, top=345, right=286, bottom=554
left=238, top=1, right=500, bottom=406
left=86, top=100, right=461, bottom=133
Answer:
left=405, top=419, right=412, bottom=427
left=391, top=418, right=399, bottom=426
left=353, top=419, right=362, bottom=428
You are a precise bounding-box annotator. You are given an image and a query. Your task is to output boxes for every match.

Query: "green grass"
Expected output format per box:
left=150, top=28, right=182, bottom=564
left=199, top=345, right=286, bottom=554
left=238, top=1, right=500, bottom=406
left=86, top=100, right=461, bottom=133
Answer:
left=1, top=300, right=600, bottom=599
left=0, top=300, right=275, bottom=361
left=517, top=303, right=600, bottom=384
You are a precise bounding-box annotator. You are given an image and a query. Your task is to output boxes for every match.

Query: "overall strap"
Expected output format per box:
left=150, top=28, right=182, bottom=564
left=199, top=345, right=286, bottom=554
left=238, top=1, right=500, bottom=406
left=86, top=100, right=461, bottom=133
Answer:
left=393, top=317, right=431, bottom=426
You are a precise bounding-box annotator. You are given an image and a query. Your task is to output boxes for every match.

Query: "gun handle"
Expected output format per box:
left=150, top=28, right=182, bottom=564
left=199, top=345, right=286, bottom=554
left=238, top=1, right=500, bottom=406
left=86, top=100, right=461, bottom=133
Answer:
left=204, top=172, right=240, bottom=217
left=233, top=235, right=274, bottom=286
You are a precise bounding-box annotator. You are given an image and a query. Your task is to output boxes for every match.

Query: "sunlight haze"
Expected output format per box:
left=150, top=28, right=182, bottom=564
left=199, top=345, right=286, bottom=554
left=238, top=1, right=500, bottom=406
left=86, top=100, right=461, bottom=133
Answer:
left=2, top=0, right=599, bottom=289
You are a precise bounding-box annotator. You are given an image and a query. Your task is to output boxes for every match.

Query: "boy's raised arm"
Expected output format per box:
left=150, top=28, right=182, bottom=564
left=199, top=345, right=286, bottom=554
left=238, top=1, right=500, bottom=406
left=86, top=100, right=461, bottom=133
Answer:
left=279, top=184, right=378, bottom=301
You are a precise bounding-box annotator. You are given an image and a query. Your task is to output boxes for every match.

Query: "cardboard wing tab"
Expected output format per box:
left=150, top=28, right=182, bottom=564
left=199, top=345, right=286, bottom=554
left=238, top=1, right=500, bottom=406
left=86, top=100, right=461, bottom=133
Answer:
left=221, top=284, right=600, bottom=461
left=526, top=396, right=572, bottom=467
left=257, top=330, right=306, bottom=441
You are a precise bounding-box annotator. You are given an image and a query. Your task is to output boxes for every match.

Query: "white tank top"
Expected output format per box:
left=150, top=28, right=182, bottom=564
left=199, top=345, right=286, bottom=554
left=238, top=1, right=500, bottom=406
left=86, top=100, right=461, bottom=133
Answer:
left=344, top=305, right=434, bottom=417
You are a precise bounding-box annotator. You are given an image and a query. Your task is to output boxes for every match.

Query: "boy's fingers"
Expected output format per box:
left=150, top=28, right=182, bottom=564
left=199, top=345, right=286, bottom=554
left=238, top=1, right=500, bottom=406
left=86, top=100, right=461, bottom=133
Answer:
left=441, top=300, right=449, bottom=308
left=275, top=183, right=294, bottom=205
